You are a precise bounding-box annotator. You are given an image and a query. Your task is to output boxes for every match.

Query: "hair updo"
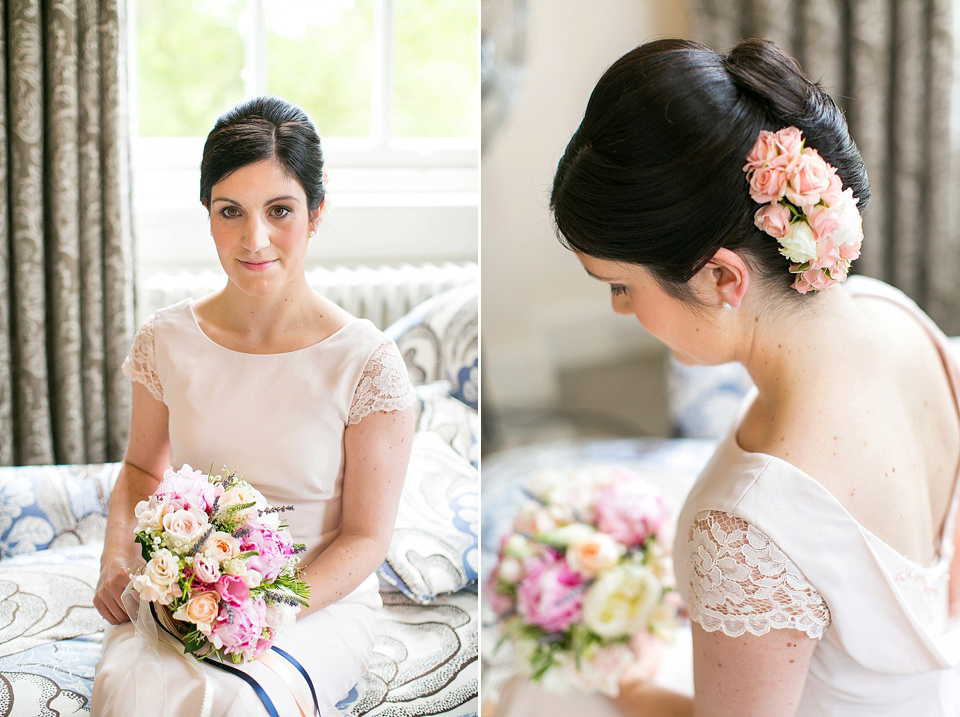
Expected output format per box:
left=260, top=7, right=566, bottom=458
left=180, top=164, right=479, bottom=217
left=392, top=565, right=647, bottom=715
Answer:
left=200, top=96, right=326, bottom=212
left=550, top=38, right=870, bottom=300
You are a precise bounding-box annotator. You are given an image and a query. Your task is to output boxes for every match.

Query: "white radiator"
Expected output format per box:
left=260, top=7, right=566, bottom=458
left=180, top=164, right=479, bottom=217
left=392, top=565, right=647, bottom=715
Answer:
left=139, top=262, right=478, bottom=329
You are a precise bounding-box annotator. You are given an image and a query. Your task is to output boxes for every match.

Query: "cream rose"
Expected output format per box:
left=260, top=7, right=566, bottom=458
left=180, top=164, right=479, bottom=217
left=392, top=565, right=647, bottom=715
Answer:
left=220, top=484, right=266, bottom=520
left=133, top=548, right=183, bottom=605
left=565, top=531, right=624, bottom=577
left=222, top=557, right=248, bottom=577
left=162, top=507, right=209, bottom=553
left=135, top=495, right=171, bottom=532
left=497, top=556, right=524, bottom=584
left=203, top=531, right=241, bottom=562
left=777, top=221, right=818, bottom=264
left=243, top=568, right=263, bottom=589
left=582, top=563, right=661, bottom=639
left=132, top=574, right=182, bottom=605
left=172, top=591, right=220, bottom=634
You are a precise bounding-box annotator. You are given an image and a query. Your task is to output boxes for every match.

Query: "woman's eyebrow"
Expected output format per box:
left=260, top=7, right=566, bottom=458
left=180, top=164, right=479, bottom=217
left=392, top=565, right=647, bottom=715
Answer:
left=210, top=195, right=301, bottom=206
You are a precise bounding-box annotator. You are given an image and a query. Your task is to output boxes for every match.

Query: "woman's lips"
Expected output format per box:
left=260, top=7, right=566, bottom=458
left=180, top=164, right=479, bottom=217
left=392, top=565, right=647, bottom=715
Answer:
left=239, top=259, right=277, bottom=272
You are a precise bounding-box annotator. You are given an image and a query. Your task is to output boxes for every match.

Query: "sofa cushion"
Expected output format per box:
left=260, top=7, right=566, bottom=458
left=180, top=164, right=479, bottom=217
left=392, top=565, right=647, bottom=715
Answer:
left=379, top=433, right=478, bottom=603
left=414, top=381, right=478, bottom=468
left=0, top=464, right=117, bottom=559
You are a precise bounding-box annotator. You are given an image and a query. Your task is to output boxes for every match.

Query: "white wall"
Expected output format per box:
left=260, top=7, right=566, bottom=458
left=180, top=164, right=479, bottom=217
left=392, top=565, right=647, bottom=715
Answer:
left=481, top=0, right=689, bottom=409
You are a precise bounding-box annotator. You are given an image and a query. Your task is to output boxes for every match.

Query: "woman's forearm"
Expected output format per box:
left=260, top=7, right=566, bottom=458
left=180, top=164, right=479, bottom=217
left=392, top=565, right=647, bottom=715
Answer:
left=101, top=461, right=162, bottom=565
left=296, top=531, right=386, bottom=618
left=613, top=683, right=694, bottom=717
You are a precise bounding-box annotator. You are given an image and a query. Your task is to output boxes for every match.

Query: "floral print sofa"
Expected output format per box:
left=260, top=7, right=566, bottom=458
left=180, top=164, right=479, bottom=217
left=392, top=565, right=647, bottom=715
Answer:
left=0, top=280, right=479, bottom=717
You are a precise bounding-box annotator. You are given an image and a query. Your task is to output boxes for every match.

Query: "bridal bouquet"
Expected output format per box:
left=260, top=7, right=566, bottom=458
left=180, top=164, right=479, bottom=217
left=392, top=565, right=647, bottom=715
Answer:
left=130, top=465, right=310, bottom=663
left=488, top=466, right=679, bottom=696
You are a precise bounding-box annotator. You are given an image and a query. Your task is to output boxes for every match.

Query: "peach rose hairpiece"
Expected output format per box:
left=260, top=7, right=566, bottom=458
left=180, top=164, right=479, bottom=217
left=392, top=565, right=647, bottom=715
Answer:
left=743, top=126, right=864, bottom=294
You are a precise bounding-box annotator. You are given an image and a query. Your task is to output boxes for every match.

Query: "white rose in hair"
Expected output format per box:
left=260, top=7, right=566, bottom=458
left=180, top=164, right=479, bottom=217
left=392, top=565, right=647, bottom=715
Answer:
left=777, top=221, right=818, bottom=264
left=830, top=189, right=863, bottom=248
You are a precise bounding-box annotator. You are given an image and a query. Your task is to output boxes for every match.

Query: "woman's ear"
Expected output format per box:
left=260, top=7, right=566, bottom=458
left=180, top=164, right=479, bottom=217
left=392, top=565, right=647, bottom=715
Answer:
left=308, top=206, right=322, bottom=236
left=700, top=248, right=750, bottom=309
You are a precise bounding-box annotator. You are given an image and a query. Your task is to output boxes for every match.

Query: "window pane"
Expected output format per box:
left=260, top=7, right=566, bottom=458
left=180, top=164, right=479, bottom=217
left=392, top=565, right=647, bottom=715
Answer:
left=137, top=0, right=245, bottom=137
left=266, top=0, right=374, bottom=138
left=393, top=0, right=479, bottom=138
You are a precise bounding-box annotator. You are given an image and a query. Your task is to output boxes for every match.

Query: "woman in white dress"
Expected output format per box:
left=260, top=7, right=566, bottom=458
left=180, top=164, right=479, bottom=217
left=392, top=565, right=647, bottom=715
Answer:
left=92, top=96, right=416, bottom=715
left=549, top=39, right=960, bottom=715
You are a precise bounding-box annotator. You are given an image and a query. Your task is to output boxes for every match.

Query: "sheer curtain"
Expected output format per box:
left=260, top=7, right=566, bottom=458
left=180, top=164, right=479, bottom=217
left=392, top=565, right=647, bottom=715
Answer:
left=0, top=0, right=135, bottom=465
left=690, top=0, right=960, bottom=332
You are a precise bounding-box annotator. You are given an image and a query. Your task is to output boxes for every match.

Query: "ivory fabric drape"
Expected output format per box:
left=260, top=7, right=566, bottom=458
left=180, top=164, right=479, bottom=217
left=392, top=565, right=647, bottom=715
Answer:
left=1, top=0, right=135, bottom=466
left=690, top=0, right=960, bottom=333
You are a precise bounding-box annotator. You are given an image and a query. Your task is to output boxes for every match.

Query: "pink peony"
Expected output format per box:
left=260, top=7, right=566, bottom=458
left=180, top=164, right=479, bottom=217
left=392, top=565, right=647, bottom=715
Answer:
left=747, top=164, right=788, bottom=204
left=155, top=465, right=222, bottom=512
left=215, top=573, right=250, bottom=606
left=753, top=202, right=792, bottom=239
left=785, top=149, right=835, bottom=208
left=515, top=551, right=585, bottom=633
left=209, top=599, right=267, bottom=659
left=242, top=524, right=293, bottom=583
left=594, top=480, right=668, bottom=547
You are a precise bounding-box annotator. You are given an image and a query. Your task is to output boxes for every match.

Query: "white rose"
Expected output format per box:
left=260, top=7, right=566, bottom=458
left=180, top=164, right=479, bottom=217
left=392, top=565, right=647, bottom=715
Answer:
left=265, top=602, right=298, bottom=637
left=777, top=221, right=818, bottom=264
left=132, top=574, right=182, bottom=605
left=220, top=483, right=266, bottom=520
left=503, top=534, right=534, bottom=559
left=135, top=495, right=171, bottom=532
left=162, top=507, right=210, bottom=553
left=222, top=557, right=248, bottom=577
left=565, top=531, right=624, bottom=577
left=243, top=568, right=263, bottom=589
left=497, top=556, right=524, bottom=584
left=830, top=189, right=863, bottom=247
left=582, top=563, right=661, bottom=639
left=144, top=548, right=180, bottom=586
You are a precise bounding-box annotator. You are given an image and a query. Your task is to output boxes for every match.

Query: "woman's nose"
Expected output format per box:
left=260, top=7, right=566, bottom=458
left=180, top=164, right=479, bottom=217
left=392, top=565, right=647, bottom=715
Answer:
left=241, top=217, right=270, bottom=252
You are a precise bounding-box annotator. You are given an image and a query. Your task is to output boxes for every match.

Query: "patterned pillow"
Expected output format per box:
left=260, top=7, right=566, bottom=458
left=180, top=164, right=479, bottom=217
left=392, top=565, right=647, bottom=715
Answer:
left=379, top=433, right=478, bottom=603
left=387, top=281, right=478, bottom=411
left=414, top=381, right=478, bottom=468
left=667, top=360, right=754, bottom=439
left=0, top=464, right=117, bottom=559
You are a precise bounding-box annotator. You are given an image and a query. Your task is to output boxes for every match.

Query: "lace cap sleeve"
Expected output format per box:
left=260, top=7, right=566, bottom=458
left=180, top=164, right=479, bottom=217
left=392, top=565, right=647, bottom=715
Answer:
left=121, top=314, right=164, bottom=402
left=347, top=340, right=416, bottom=425
left=684, top=510, right=831, bottom=639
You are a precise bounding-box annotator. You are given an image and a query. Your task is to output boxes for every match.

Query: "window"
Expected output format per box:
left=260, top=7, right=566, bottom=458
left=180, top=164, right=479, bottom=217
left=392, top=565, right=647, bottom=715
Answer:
left=131, top=0, right=478, bottom=279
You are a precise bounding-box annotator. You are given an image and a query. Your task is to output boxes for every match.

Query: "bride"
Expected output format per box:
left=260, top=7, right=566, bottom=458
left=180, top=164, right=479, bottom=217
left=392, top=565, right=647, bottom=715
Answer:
left=550, top=38, right=960, bottom=715
left=91, top=96, right=415, bottom=715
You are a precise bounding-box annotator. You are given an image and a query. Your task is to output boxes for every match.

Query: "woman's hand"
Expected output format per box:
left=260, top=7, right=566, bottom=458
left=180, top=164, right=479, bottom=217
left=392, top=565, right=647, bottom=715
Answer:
left=94, top=546, right=142, bottom=625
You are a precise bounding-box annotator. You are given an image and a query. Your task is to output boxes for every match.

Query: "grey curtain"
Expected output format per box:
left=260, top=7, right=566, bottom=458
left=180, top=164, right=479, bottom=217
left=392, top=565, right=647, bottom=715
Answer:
left=1, top=0, right=135, bottom=466
left=690, top=0, right=960, bottom=333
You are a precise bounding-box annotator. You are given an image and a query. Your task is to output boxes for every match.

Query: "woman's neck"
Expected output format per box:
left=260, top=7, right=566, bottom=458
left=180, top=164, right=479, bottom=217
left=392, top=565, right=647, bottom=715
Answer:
left=736, top=286, right=866, bottom=408
left=205, top=277, right=324, bottom=347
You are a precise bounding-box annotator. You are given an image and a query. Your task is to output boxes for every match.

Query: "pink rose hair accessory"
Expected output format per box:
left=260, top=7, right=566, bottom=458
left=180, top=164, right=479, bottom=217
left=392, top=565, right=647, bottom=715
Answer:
left=743, top=126, right=864, bottom=294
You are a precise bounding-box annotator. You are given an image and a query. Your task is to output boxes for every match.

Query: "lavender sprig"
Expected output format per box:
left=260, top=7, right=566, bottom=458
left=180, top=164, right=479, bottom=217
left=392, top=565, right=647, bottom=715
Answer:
left=187, top=526, right=216, bottom=557
left=259, top=505, right=293, bottom=516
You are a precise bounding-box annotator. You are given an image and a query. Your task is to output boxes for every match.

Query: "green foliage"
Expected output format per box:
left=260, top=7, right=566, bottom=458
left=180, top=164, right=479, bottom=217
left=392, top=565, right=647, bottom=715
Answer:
left=393, top=0, right=478, bottom=137
left=137, top=0, right=245, bottom=136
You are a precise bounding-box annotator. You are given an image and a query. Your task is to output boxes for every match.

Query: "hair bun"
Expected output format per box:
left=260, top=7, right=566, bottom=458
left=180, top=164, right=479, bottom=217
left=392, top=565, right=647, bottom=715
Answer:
left=723, top=39, right=820, bottom=123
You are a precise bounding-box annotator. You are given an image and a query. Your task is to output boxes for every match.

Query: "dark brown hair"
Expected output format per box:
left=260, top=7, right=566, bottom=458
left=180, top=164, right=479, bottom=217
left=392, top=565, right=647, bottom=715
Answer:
left=551, top=38, right=869, bottom=299
left=200, top=96, right=326, bottom=211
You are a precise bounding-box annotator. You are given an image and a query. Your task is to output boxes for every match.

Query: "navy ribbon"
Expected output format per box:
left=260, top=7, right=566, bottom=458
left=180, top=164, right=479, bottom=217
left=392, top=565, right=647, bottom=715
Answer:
left=271, top=645, right=321, bottom=716
left=149, top=603, right=290, bottom=717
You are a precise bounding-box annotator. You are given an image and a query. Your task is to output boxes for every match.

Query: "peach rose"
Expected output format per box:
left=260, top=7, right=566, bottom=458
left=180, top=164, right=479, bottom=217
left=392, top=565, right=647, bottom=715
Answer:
left=820, top=171, right=844, bottom=206
left=748, top=164, right=788, bottom=204
left=793, top=267, right=837, bottom=294
left=565, top=531, right=624, bottom=578
left=773, top=126, right=804, bottom=162
left=785, top=149, right=834, bottom=207
left=172, top=591, right=220, bottom=635
left=743, top=129, right=780, bottom=170
left=754, top=202, right=792, bottom=238
left=203, top=531, right=241, bottom=562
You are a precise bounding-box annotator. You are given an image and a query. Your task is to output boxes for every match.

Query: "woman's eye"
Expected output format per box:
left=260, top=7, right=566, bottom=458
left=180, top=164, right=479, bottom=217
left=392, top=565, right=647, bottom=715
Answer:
left=610, top=284, right=628, bottom=297
left=219, top=206, right=240, bottom=219
left=269, top=205, right=292, bottom=218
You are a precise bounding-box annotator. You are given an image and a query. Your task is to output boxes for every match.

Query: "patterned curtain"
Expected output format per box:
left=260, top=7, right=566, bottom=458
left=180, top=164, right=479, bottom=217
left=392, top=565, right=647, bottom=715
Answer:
left=690, top=0, right=960, bottom=332
left=0, top=0, right=135, bottom=466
